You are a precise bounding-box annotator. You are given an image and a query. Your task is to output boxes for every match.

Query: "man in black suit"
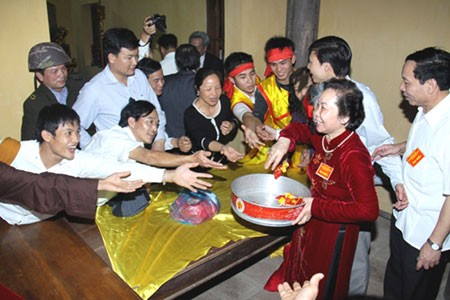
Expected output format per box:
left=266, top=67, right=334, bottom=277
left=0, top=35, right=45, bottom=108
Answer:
left=189, top=31, right=224, bottom=78
left=158, top=44, right=200, bottom=152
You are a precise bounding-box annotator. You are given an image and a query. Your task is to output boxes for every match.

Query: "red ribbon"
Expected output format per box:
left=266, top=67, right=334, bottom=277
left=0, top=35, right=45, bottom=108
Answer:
left=264, top=48, right=294, bottom=77
left=224, top=62, right=255, bottom=99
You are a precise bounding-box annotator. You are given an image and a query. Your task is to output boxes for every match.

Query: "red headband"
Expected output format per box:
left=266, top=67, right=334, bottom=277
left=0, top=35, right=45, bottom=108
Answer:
left=264, top=48, right=294, bottom=77
left=228, top=62, right=254, bottom=77
left=266, top=48, right=294, bottom=63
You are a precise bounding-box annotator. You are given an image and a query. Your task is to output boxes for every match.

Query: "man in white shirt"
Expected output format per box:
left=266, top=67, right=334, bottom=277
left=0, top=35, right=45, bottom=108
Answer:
left=0, top=104, right=212, bottom=225
left=307, top=36, right=405, bottom=296
left=157, top=33, right=178, bottom=76
left=374, top=47, right=450, bottom=300
left=84, top=100, right=225, bottom=170
left=73, top=28, right=167, bottom=150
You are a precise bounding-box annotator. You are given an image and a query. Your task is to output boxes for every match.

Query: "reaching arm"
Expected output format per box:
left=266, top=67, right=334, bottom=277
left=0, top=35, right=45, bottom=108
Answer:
left=129, top=146, right=226, bottom=169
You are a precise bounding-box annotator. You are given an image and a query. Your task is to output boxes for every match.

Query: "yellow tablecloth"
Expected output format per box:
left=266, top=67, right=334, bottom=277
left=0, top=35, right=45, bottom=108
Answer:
left=96, top=163, right=307, bottom=299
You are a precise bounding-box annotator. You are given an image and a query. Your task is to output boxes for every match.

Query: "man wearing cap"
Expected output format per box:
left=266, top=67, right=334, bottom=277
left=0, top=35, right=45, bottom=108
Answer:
left=22, top=42, right=82, bottom=141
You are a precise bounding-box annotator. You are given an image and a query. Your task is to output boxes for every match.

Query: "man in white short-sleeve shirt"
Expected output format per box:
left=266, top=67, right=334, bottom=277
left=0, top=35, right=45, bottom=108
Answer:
left=375, top=47, right=450, bottom=300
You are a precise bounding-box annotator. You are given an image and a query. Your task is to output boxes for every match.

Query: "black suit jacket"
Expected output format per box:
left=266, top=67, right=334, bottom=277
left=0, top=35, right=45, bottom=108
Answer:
left=203, top=52, right=224, bottom=79
left=158, top=70, right=197, bottom=138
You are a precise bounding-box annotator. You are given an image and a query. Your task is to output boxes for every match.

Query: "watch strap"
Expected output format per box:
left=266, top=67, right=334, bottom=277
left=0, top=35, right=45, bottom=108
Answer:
left=427, top=238, right=442, bottom=251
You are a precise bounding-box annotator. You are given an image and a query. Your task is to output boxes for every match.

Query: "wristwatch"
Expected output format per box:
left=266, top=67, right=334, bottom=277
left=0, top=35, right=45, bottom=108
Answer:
left=427, top=238, right=442, bottom=251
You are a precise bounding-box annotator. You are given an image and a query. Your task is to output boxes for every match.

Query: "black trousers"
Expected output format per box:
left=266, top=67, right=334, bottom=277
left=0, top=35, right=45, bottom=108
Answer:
left=384, top=217, right=448, bottom=300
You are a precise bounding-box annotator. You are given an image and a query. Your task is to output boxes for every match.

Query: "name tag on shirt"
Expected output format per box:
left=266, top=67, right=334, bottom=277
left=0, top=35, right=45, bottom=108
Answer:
left=406, top=148, right=425, bottom=167
left=316, top=162, right=334, bottom=180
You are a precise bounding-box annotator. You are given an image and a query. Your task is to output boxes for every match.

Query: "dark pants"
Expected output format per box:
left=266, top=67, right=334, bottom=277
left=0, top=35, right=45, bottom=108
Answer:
left=384, top=217, right=448, bottom=300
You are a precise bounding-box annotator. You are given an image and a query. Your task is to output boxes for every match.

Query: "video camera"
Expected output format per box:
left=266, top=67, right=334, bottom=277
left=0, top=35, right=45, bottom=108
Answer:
left=150, top=14, right=167, bottom=33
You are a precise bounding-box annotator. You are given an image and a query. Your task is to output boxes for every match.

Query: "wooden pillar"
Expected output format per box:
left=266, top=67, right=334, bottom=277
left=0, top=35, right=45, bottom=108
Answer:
left=285, top=0, right=320, bottom=67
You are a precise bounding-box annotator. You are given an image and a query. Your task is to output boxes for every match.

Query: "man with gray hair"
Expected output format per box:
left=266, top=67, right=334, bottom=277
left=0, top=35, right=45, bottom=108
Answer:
left=22, top=42, right=82, bottom=140
left=189, top=31, right=224, bottom=77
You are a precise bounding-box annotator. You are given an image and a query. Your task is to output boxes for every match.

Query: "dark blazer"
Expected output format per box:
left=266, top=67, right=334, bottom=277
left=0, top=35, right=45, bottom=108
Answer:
left=204, top=52, right=224, bottom=79
left=0, top=162, right=98, bottom=220
left=158, top=70, right=197, bottom=138
left=21, top=77, right=83, bottom=140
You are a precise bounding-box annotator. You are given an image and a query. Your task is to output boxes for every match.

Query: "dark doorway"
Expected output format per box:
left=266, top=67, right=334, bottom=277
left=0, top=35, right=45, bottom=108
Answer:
left=206, top=0, right=224, bottom=60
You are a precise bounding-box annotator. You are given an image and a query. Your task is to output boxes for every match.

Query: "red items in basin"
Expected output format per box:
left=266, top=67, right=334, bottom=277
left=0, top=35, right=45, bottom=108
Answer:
left=231, top=174, right=310, bottom=227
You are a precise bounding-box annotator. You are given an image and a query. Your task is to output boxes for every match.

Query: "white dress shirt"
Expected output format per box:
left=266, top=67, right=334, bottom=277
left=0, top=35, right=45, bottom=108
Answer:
left=160, top=52, right=178, bottom=76
left=0, top=140, right=165, bottom=225
left=84, top=125, right=142, bottom=163
left=349, top=77, right=403, bottom=189
left=394, top=93, right=450, bottom=251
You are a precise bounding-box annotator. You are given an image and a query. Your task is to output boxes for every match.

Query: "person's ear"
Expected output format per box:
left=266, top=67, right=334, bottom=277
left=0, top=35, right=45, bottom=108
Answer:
left=229, top=77, right=236, bottom=85
left=340, top=116, right=350, bottom=126
left=128, top=117, right=136, bottom=129
left=107, top=53, right=116, bottom=64
left=426, top=78, right=438, bottom=94
left=41, top=130, right=53, bottom=142
left=35, top=72, right=44, bottom=82
left=291, top=55, right=297, bottom=65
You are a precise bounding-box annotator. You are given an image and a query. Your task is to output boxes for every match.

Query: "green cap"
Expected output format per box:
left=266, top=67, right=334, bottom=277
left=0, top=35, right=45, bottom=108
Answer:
left=28, top=42, right=70, bottom=71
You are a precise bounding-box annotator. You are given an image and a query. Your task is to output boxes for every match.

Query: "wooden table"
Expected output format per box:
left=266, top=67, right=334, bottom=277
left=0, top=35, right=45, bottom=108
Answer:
left=0, top=218, right=140, bottom=299
left=150, top=230, right=291, bottom=299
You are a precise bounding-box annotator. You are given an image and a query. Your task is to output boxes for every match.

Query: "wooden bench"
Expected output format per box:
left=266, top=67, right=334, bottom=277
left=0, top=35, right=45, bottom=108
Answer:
left=0, top=218, right=139, bottom=299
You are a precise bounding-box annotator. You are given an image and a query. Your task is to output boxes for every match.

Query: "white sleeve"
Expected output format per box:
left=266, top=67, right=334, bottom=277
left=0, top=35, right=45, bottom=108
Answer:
left=138, top=40, right=150, bottom=61
left=147, top=86, right=167, bottom=143
left=75, top=151, right=165, bottom=183
left=232, top=103, right=253, bottom=122
left=84, top=129, right=141, bottom=163
left=73, top=84, right=98, bottom=149
left=355, top=84, right=403, bottom=188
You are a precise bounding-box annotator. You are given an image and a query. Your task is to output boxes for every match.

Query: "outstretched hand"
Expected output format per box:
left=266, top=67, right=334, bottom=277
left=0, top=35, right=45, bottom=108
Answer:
left=372, top=142, right=406, bottom=161
left=264, top=137, right=291, bottom=170
left=98, top=171, right=144, bottom=193
left=278, top=273, right=324, bottom=300
left=169, top=163, right=213, bottom=192
left=192, top=150, right=227, bottom=169
left=241, top=124, right=264, bottom=149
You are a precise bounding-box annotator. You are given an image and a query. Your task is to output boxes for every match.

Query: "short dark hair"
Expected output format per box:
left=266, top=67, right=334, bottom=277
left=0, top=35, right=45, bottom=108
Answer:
left=103, top=28, right=139, bottom=56
left=309, top=36, right=352, bottom=77
left=189, top=31, right=209, bottom=46
left=405, top=47, right=450, bottom=90
left=119, top=100, right=156, bottom=127
left=264, top=36, right=295, bottom=55
left=323, top=78, right=364, bottom=131
left=175, top=44, right=200, bottom=71
left=36, top=104, right=80, bottom=143
left=288, top=67, right=311, bottom=118
left=158, top=33, right=178, bottom=49
left=195, top=68, right=223, bottom=90
left=224, top=52, right=254, bottom=76
left=137, top=58, right=162, bottom=77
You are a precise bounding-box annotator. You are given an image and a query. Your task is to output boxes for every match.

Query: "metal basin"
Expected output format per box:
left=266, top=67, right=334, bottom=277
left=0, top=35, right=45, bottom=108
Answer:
left=231, top=174, right=311, bottom=227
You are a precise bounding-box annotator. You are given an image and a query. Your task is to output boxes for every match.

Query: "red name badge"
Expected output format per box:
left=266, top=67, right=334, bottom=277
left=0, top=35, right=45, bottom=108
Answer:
left=406, top=148, right=425, bottom=167
left=316, top=162, right=334, bottom=180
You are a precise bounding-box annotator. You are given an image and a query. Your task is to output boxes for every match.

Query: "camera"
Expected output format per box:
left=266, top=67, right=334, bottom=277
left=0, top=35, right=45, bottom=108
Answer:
left=150, top=14, right=167, bottom=33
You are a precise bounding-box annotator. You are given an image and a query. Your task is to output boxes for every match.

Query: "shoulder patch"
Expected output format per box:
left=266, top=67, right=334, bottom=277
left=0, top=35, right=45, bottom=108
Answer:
left=29, top=93, right=37, bottom=100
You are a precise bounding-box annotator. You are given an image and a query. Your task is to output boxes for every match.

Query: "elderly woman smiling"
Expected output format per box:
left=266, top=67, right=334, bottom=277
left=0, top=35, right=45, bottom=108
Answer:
left=263, top=78, right=379, bottom=300
left=184, top=68, right=244, bottom=166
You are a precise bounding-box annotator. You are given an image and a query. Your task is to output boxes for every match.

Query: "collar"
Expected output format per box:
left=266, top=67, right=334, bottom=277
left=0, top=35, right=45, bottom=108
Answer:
left=104, top=65, right=136, bottom=86
left=423, top=93, right=450, bottom=128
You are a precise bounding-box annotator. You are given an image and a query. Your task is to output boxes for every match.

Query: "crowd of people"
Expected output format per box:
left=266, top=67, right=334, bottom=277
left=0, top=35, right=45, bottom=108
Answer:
left=0, top=15, right=449, bottom=300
